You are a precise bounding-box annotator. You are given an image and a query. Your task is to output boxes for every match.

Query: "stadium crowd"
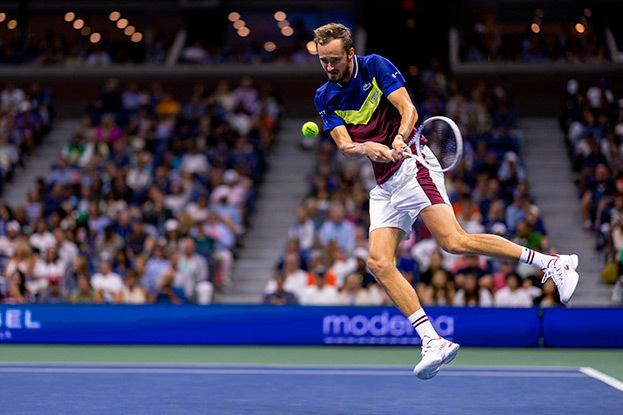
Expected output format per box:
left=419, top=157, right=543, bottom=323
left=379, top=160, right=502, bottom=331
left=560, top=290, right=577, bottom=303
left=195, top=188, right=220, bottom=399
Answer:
left=0, top=76, right=281, bottom=305
left=0, top=83, right=53, bottom=192
left=0, top=32, right=316, bottom=66
left=559, top=77, right=623, bottom=302
left=462, top=25, right=610, bottom=63
left=267, top=65, right=564, bottom=308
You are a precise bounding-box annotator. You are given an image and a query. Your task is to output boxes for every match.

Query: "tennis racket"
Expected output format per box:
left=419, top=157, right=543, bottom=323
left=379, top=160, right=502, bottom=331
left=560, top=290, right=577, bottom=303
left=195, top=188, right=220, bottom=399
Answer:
left=389, top=116, right=463, bottom=173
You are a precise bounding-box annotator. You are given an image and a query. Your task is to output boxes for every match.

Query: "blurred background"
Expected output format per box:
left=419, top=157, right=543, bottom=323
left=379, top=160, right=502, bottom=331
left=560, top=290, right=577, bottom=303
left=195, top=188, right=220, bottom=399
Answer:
left=0, top=0, right=622, bottom=345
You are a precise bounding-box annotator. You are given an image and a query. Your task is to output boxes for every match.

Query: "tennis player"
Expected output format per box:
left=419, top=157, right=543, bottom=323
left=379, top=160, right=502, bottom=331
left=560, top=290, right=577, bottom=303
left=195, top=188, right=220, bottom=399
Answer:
left=313, top=23, right=579, bottom=379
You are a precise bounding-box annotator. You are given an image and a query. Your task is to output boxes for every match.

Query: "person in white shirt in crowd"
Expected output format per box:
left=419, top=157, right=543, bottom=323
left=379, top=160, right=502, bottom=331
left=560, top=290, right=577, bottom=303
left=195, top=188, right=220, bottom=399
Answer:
left=29, top=218, right=55, bottom=254
left=116, top=269, right=147, bottom=304
left=85, top=45, right=112, bottom=66
left=288, top=205, right=316, bottom=251
left=90, top=258, right=125, bottom=303
left=180, top=141, right=209, bottom=175
left=0, top=220, right=21, bottom=258
left=337, top=272, right=374, bottom=306
left=0, top=83, right=25, bottom=110
left=494, top=271, right=534, bottom=307
left=264, top=252, right=308, bottom=298
left=452, top=272, right=493, bottom=307
left=176, top=237, right=213, bottom=304
left=299, top=267, right=339, bottom=305
left=185, top=192, right=210, bottom=223
left=52, top=228, right=78, bottom=270
left=121, top=82, right=149, bottom=112
left=126, top=152, right=153, bottom=194
left=181, top=41, right=209, bottom=64
left=164, top=180, right=191, bottom=215
left=30, top=245, right=66, bottom=295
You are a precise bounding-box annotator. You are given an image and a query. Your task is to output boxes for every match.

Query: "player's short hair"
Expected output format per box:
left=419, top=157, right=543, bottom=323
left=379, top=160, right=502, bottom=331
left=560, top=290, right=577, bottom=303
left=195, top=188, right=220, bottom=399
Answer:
left=313, top=23, right=353, bottom=53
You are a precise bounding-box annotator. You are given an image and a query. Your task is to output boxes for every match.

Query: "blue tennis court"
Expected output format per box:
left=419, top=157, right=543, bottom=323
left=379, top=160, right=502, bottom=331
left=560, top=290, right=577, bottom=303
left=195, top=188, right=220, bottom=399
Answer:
left=0, top=364, right=620, bottom=415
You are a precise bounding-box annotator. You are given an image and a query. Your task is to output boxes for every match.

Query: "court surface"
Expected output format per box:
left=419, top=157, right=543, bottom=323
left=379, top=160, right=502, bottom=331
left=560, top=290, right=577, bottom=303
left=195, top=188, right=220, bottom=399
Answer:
left=1, top=346, right=621, bottom=414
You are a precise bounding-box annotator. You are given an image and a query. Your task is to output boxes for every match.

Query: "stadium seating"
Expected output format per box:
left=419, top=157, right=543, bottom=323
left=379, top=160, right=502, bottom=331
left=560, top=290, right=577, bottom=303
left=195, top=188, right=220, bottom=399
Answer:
left=0, top=77, right=279, bottom=305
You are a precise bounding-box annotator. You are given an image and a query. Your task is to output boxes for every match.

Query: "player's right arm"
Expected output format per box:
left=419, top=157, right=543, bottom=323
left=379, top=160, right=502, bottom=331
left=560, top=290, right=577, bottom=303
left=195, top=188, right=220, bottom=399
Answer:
left=330, top=125, right=394, bottom=162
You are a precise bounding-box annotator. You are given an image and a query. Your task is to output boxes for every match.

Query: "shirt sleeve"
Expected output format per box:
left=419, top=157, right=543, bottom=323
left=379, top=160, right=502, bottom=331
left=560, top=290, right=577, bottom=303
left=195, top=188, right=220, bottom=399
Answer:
left=314, top=92, right=344, bottom=132
left=368, top=54, right=405, bottom=96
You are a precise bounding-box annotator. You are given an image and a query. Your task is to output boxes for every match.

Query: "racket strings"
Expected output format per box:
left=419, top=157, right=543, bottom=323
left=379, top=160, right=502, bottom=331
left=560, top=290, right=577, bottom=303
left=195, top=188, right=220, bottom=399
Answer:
left=420, top=120, right=460, bottom=170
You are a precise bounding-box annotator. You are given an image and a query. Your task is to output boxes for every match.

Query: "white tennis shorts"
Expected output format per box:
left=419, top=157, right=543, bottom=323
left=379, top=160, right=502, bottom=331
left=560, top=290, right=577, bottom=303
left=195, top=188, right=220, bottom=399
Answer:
left=369, top=147, right=450, bottom=238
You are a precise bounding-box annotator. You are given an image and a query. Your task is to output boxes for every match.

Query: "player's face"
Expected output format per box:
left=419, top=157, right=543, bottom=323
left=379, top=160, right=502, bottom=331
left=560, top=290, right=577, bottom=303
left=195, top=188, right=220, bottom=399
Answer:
left=317, top=39, right=354, bottom=84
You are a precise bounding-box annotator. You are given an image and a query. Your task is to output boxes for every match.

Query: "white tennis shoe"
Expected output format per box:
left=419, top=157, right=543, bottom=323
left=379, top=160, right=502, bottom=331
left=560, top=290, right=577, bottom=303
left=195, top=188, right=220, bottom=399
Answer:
left=413, top=336, right=460, bottom=380
left=542, top=254, right=579, bottom=304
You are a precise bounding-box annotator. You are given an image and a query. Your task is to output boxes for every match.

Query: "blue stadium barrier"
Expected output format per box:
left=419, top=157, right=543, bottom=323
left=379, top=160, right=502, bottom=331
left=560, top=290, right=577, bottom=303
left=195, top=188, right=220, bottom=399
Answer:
left=0, top=305, right=540, bottom=347
left=542, top=307, right=623, bottom=348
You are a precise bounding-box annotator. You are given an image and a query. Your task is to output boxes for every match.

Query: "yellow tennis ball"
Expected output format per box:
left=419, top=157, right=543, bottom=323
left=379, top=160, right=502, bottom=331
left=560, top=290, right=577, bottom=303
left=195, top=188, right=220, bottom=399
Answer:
left=302, top=121, right=319, bottom=138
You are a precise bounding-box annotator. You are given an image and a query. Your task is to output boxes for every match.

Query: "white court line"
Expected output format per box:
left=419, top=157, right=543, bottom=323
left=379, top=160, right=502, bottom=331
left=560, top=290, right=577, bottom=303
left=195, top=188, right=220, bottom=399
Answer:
left=0, top=367, right=586, bottom=378
left=0, top=362, right=582, bottom=372
left=579, top=367, right=623, bottom=392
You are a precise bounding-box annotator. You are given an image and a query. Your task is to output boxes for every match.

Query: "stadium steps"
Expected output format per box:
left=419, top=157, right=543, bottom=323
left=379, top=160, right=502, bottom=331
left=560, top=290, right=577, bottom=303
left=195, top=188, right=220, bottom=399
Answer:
left=215, top=118, right=316, bottom=304
left=520, top=117, right=613, bottom=306
left=0, top=118, right=82, bottom=205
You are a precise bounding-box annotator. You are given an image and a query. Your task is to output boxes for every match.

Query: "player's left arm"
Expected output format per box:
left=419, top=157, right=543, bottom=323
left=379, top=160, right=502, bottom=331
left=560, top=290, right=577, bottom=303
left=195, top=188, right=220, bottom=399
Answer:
left=387, top=87, right=418, bottom=160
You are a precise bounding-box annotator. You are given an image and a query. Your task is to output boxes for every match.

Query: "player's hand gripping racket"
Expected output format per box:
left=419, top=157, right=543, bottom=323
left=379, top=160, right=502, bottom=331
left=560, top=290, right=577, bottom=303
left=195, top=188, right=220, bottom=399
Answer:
left=389, top=116, right=463, bottom=173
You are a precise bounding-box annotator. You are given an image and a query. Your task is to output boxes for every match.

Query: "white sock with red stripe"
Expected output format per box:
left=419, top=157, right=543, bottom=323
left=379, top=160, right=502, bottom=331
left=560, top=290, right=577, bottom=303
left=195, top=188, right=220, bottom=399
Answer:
left=408, top=309, right=438, bottom=340
left=519, top=247, right=551, bottom=269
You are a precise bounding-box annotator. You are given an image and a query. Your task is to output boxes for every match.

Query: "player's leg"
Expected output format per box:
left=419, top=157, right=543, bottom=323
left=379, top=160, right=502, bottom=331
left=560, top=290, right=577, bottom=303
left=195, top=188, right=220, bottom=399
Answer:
left=366, top=227, right=458, bottom=380
left=419, top=203, right=579, bottom=303
left=367, top=227, right=423, bottom=315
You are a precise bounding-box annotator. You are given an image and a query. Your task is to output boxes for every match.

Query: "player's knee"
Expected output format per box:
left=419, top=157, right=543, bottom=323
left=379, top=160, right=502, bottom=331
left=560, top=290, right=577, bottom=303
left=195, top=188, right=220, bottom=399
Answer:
left=366, top=255, right=393, bottom=279
left=438, top=233, right=468, bottom=255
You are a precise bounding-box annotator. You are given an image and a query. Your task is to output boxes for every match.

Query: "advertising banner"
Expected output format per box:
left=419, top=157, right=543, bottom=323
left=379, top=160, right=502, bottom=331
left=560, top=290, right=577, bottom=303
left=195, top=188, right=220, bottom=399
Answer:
left=0, top=305, right=540, bottom=346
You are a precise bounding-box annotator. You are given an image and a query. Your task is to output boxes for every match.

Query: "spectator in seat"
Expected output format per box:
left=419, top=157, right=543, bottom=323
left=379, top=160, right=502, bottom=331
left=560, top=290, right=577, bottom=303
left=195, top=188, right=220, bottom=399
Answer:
left=337, top=272, right=374, bottom=306
left=30, top=246, right=66, bottom=295
left=204, top=212, right=236, bottom=287
left=299, top=267, right=338, bottom=305
left=581, top=163, right=616, bottom=230
left=265, top=252, right=308, bottom=298
left=90, top=259, right=125, bottom=303
left=70, top=274, right=102, bottom=304
left=453, top=254, right=492, bottom=292
left=29, top=217, right=55, bottom=254
left=4, top=241, right=36, bottom=282
left=95, top=113, right=122, bottom=146
left=494, top=271, right=533, bottom=307
left=63, top=256, right=89, bottom=293
left=263, top=271, right=298, bottom=305
left=420, top=269, right=455, bottom=306
left=1, top=270, right=33, bottom=304
left=288, top=205, right=316, bottom=252
left=150, top=268, right=186, bottom=304
left=177, top=237, right=212, bottom=304
left=319, top=203, right=355, bottom=255
left=95, top=224, right=124, bottom=262
left=37, top=275, right=70, bottom=304
left=452, top=272, right=493, bottom=307
left=53, top=227, right=79, bottom=270
left=125, top=218, right=152, bottom=261
left=116, top=269, right=147, bottom=304
left=144, top=244, right=170, bottom=289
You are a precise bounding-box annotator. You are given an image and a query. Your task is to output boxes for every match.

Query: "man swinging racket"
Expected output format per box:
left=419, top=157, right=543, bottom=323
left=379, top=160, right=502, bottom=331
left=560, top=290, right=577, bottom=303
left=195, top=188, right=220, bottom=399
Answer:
left=312, top=23, right=579, bottom=379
